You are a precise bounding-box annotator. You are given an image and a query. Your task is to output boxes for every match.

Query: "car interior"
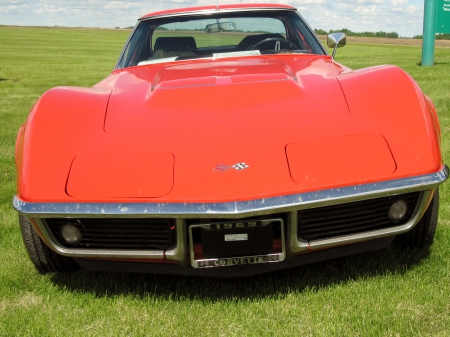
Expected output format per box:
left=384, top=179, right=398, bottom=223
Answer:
left=116, top=12, right=325, bottom=68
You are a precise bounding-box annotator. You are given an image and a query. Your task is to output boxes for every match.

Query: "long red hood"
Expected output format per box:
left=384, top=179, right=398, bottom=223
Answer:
left=18, top=55, right=441, bottom=202
left=99, top=55, right=359, bottom=201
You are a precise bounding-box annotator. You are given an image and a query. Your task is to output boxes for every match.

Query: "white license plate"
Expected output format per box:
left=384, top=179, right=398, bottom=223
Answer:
left=224, top=234, right=248, bottom=241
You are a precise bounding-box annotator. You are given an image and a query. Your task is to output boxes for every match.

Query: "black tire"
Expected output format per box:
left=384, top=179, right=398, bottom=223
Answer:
left=19, top=215, right=78, bottom=274
left=395, top=189, right=439, bottom=248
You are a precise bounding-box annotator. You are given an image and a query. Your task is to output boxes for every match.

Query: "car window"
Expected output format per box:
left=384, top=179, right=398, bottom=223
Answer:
left=152, top=17, right=286, bottom=49
left=116, top=11, right=325, bottom=69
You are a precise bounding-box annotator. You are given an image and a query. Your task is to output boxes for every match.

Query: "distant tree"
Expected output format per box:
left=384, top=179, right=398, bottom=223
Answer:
left=314, top=28, right=327, bottom=35
left=245, top=30, right=272, bottom=34
left=413, top=34, right=450, bottom=40
left=436, top=34, right=450, bottom=40
left=317, top=28, right=399, bottom=38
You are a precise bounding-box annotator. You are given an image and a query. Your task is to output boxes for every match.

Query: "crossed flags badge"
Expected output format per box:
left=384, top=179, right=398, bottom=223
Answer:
left=213, top=162, right=249, bottom=172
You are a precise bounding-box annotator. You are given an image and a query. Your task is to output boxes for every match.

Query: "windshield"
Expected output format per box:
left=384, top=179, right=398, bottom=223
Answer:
left=117, top=11, right=325, bottom=69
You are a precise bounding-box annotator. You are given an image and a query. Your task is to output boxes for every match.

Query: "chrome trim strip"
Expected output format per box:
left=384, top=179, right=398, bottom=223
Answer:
left=288, top=210, right=308, bottom=254
left=165, top=218, right=188, bottom=265
left=309, top=191, right=433, bottom=250
left=32, top=190, right=432, bottom=261
left=13, top=166, right=448, bottom=219
left=34, top=218, right=165, bottom=260
left=294, top=11, right=328, bottom=55
left=114, top=21, right=139, bottom=70
left=290, top=190, right=434, bottom=253
left=138, top=7, right=298, bottom=21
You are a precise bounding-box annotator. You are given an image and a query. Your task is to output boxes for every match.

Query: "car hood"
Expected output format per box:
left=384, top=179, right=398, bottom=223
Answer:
left=68, top=56, right=398, bottom=201
left=105, top=56, right=349, bottom=134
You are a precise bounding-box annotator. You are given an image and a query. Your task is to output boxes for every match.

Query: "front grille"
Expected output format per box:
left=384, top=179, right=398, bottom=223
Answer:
left=298, top=192, right=420, bottom=241
left=46, top=218, right=175, bottom=250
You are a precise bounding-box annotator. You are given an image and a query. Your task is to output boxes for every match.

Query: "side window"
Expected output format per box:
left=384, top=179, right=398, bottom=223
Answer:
left=118, top=25, right=152, bottom=68
left=287, top=13, right=325, bottom=55
left=295, top=28, right=313, bottom=53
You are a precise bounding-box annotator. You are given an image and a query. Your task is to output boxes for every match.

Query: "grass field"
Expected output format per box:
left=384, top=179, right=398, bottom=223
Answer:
left=1, top=26, right=450, bottom=336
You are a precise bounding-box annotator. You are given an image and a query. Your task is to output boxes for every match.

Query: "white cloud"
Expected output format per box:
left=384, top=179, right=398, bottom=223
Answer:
left=405, top=5, right=421, bottom=14
left=353, top=5, right=382, bottom=15
left=104, top=1, right=138, bottom=9
left=289, top=0, right=326, bottom=4
left=0, top=0, right=426, bottom=37
left=390, top=0, right=408, bottom=5
left=335, top=0, right=383, bottom=3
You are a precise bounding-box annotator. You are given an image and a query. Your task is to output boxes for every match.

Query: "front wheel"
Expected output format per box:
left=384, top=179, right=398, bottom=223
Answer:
left=19, top=215, right=78, bottom=274
left=395, top=189, right=439, bottom=249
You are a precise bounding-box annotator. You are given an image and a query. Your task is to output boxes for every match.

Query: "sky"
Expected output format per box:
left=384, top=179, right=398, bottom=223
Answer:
left=0, top=0, right=426, bottom=37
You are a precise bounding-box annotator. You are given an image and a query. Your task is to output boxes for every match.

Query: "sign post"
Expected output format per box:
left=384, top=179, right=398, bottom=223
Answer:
left=422, top=0, right=450, bottom=66
left=421, top=0, right=437, bottom=66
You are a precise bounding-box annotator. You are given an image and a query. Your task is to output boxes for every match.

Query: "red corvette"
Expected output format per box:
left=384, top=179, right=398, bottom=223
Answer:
left=14, top=4, right=447, bottom=276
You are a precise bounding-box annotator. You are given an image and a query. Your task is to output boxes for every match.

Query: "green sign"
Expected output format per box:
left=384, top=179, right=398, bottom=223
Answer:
left=436, top=0, right=450, bottom=33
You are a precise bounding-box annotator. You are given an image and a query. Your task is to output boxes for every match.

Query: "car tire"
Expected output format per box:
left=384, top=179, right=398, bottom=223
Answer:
left=395, top=189, right=439, bottom=249
left=19, top=215, right=78, bottom=274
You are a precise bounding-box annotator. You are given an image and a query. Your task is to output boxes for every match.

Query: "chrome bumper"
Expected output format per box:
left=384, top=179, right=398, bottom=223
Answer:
left=13, top=166, right=448, bottom=263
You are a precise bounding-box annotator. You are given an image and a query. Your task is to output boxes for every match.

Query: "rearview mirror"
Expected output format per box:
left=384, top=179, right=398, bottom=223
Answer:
left=205, top=22, right=236, bottom=33
left=327, top=32, right=346, bottom=58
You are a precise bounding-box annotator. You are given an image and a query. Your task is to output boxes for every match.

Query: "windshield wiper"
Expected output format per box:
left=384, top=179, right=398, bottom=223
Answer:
left=270, top=49, right=309, bottom=54
left=175, top=54, right=212, bottom=61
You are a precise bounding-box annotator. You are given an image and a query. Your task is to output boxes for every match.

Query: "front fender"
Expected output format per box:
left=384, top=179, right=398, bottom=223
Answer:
left=336, top=65, right=442, bottom=177
left=16, top=86, right=112, bottom=202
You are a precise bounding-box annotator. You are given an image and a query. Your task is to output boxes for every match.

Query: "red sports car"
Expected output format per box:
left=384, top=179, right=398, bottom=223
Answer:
left=14, top=4, right=447, bottom=276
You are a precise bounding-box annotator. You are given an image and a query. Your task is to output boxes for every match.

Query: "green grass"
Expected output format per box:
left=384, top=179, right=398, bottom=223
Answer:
left=1, top=27, right=450, bottom=336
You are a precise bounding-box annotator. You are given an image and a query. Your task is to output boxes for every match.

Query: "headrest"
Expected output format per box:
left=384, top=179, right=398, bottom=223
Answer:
left=154, top=37, right=197, bottom=52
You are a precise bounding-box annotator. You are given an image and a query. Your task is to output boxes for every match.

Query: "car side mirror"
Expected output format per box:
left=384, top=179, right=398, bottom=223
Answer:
left=327, top=32, right=346, bottom=58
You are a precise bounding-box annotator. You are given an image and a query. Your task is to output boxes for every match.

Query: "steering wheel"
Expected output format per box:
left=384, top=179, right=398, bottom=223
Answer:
left=247, top=37, right=299, bottom=51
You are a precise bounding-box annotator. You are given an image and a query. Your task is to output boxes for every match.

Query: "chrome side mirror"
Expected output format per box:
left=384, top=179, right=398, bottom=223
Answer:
left=327, top=33, right=346, bottom=58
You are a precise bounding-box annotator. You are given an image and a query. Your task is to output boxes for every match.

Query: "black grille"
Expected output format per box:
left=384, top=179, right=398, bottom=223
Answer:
left=46, top=218, right=175, bottom=250
left=298, top=192, right=420, bottom=241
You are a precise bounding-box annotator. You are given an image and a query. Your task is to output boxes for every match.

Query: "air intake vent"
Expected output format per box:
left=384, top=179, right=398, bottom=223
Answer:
left=298, top=192, right=420, bottom=241
left=46, top=218, right=175, bottom=250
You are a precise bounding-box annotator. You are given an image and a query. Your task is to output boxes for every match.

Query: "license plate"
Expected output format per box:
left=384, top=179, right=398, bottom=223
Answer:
left=189, top=218, right=285, bottom=268
left=225, top=233, right=248, bottom=241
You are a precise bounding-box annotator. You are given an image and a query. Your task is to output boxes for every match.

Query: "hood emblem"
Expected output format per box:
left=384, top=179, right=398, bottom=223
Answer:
left=213, top=162, right=249, bottom=172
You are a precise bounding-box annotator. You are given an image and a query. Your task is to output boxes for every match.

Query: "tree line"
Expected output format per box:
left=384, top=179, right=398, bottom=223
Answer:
left=413, top=33, right=450, bottom=40
left=315, top=28, right=450, bottom=40
left=314, top=28, right=398, bottom=38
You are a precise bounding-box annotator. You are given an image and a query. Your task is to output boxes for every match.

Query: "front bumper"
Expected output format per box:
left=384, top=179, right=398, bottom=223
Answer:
left=13, top=166, right=448, bottom=274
